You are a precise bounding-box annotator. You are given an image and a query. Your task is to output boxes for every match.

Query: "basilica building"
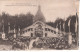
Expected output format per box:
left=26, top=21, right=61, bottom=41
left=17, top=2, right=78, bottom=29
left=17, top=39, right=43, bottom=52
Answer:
left=20, top=6, right=62, bottom=38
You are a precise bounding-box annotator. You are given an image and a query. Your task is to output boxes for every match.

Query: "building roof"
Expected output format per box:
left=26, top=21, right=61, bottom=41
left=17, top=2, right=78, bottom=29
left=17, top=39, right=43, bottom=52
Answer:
left=21, top=21, right=68, bottom=35
left=22, top=21, right=57, bottom=32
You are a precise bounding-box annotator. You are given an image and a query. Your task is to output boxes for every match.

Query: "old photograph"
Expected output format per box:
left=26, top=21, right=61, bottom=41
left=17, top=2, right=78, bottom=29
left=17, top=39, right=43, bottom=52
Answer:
left=0, top=0, right=79, bottom=50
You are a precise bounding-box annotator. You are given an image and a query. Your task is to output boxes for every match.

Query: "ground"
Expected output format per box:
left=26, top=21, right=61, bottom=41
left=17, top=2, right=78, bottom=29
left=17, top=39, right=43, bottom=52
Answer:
left=0, top=39, right=12, bottom=50
left=0, top=45, right=12, bottom=50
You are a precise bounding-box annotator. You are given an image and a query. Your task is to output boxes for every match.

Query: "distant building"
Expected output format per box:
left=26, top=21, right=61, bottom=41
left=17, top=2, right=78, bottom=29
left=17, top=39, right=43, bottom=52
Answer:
left=33, top=5, right=46, bottom=23
left=21, top=5, right=61, bottom=38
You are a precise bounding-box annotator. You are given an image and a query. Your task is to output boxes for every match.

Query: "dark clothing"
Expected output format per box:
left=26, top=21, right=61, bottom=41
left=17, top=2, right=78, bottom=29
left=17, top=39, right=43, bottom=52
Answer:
left=26, top=40, right=30, bottom=49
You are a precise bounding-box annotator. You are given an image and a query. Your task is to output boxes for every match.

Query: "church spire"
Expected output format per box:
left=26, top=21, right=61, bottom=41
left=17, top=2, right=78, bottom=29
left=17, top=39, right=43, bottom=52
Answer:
left=76, top=9, right=77, bottom=15
left=38, top=5, right=41, bottom=11
left=33, top=5, right=46, bottom=23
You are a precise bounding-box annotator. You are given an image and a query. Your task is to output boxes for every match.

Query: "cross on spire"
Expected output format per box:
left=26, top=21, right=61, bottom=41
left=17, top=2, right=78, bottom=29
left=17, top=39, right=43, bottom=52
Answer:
left=38, top=5, right=41, bottom=11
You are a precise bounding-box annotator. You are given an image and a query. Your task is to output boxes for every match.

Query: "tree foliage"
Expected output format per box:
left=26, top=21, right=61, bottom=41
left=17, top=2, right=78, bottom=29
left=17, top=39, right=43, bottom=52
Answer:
left=0, top=12, right=78, bottom=34
left=46, top=15, right=78, bottom=34
left=0, top=12, right=34, bottom=33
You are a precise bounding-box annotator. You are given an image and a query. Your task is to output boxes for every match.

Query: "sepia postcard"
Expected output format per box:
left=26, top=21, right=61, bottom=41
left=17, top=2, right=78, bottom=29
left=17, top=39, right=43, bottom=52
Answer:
left=0, top=0, right=79, bottom=50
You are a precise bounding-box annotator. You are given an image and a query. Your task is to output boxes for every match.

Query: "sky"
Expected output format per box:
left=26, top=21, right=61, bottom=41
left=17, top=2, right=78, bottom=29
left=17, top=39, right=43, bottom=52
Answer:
left=0, top=0, right=79, bottom=22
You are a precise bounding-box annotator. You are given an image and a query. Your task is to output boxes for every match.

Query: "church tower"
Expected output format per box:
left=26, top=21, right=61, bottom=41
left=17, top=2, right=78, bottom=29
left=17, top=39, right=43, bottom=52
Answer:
left=33, top=5, right=46, bottom=23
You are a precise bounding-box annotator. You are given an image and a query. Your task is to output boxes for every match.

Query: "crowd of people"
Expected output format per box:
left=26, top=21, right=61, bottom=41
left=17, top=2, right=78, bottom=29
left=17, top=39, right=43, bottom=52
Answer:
left=8, top=36, right=30, bottom=50
left=33, top=37, right=70, bottom=49
left=8, top=36, right=72, bottom=50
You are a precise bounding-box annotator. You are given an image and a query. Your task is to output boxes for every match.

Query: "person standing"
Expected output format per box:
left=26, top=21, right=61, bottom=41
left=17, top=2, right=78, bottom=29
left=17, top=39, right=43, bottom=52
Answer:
left=26, top=38, right=30, bottom=50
